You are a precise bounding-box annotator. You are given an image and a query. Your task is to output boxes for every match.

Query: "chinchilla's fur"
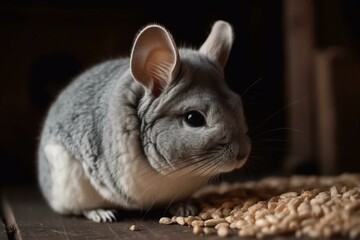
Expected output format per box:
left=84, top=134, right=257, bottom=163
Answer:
left=38, top=20, right=251, bottom=222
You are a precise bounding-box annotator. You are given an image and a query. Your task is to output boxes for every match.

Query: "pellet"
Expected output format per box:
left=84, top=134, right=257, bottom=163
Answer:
left=211, top=211, right=223, bottom=219
left=239, top=227, right=256, bottom=237
left=255, top=218, right=269, bottom=227
left=350, top=227, right=360, bottom=239
left=344, top=201, right=360, bottom=211
left=204, top=218, right=226, bottom=227
left=159, top=174, right=360, bottom=239
left=129, top=224, right=140, bottom=231
left=265, top=214, right=279, bottom=224
left=230, top=219, right=246, bottom=229
left=175, top=216, right=186, bottom=225
left=280, top=192, right=298, bottom=198
left=343, top=189, right=357, bottom=198
left=203, top=227, right=216, bottom=235
left=217, top=226, right=229, bottom=237
left=199, top=212, right=211, bottom=220
left=191, top=220, right=204, bottom=227
left=192, top=225, right=203, bottom=235
left=225, top=215, right=236, bottom=223
left=185, top=216, right=200, bottom=225
left=330, top=186, right=340, bottom=197
left=159, top=217, right=172, bottom=225
left=215, top=222, right=229, bottom=229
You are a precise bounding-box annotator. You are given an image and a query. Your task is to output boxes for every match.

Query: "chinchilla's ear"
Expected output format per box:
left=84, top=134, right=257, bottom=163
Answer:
left=199, top=20, right=234, bottom=68
left=130, top=24, right=180, bottom=97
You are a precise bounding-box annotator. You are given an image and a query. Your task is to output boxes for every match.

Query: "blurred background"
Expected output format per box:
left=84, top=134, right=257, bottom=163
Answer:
left=0, top=0, right=359, bottom=185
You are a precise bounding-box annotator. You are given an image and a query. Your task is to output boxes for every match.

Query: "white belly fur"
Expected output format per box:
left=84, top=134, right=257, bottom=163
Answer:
left=44, top=141, right=208, bottom=213
left=44, top=142, right=113, bottom=214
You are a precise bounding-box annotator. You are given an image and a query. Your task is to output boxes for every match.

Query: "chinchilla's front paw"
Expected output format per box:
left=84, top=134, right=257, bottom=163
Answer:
left=83, top=209, right=118, bottom=222
left=168, top=201, right=199, bottom=217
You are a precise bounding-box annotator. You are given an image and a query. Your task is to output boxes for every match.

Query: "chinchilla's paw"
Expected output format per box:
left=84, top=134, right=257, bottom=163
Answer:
left=168, top=201, right=199, bottom=217
left=83, top=209, right=118, bottom=222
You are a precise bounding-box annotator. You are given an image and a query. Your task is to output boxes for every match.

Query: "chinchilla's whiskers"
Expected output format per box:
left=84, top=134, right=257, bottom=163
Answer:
left=141, top=180, right=192, bottom=220
left=207, top=173, right=219, bottom=185
left=162, top=177, right=210, bottom=217
left=246, top=154, right=264, bottom=160
left=180, top=154, right=223, bottom=184
left=249, top=99, right=303, bottom=135
left=161, top=157, right=214, bottom=179
left=243, top=93, right=266, bottom=103
left=243, top=165, right=255, bottom=178
left=205, top=164, right=222, bottom=185
left=140, top=153, right=220, bottom=192
left=251, top=127, right=301, bottom=139
left=177, top=151, right=221, bottom=169
left=166, top=152, right=223, bottom=178
left=241, top=159, right=258, bottom=177
left=246, top=151, right=283, bottom=173
left=135, top=172, right=193, bottom=213
left=241, top=77, right=263, bottom=97
left=198, top=154, right=223, bottom=176
left=185, top=156, right=221, bottom=178
left=162, top=192, right=185, bottom=216
left=244, top=100, right=267, bottom=106
left=253, top=139, right=288, bottom=142
left=136, top=151, right=218, bottom=178
left=140, top=169, right=212, bottom=217
left=133, top=153, right=220, bottom=202
left=140, top=195, right=159, bottom=219
left=138, top=154, right=226, bottom=215
left=134, top=152, right=197, bottom=177
left=132, top=150, right=224, bottom=206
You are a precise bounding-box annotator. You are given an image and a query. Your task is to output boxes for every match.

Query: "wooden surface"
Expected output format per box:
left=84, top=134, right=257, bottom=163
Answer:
left=283, top=0, right=315, bottom=172
left=1, top=186, right=349, bottom=240
left=1, top=186, right=246, bottom=240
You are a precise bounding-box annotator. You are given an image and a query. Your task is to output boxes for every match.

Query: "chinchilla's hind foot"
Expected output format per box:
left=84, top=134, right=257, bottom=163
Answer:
left=83, top=209, right=118, bottom=222
left=168, top=200, right=199, bottom=217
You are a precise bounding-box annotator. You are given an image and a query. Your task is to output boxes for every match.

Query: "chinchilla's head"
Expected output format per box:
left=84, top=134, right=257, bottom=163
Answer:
left=130, top=20, right=251, bottom=178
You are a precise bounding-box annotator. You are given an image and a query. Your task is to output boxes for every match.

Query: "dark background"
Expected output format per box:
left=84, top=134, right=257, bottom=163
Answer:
left=0, top=0, right=359, bottom=185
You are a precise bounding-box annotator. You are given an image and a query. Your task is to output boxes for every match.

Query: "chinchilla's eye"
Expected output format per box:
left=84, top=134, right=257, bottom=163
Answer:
left=184, top=111, right=206, bottom=127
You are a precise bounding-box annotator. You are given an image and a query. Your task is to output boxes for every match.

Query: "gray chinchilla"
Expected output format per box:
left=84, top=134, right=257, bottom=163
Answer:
left=37, top=20, right=251, bottom=222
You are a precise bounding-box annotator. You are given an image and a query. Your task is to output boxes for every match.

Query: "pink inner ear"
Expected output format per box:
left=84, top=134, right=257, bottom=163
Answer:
left=151, top=78, right=163, bottom=98
left=130, top=25, right=180, bottom=97
left=145, top=48, right=175, bottom=94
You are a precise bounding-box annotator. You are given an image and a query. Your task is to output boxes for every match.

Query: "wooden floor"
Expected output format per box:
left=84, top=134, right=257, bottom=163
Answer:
left=1, top=186, right=351, bottom=240
left=1, top=186, right=250, bottom=240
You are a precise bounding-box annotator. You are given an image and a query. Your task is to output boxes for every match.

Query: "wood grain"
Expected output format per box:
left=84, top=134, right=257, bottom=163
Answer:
left=283, top=0, right=316, bottom=172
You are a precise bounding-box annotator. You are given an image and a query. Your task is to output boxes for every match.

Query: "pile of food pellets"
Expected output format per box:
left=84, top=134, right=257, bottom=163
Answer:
left=159, top=173, right=360, bottom=238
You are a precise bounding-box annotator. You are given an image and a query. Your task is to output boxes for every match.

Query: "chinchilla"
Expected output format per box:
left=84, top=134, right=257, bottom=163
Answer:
left=37, top=20, right=251, bottom=222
